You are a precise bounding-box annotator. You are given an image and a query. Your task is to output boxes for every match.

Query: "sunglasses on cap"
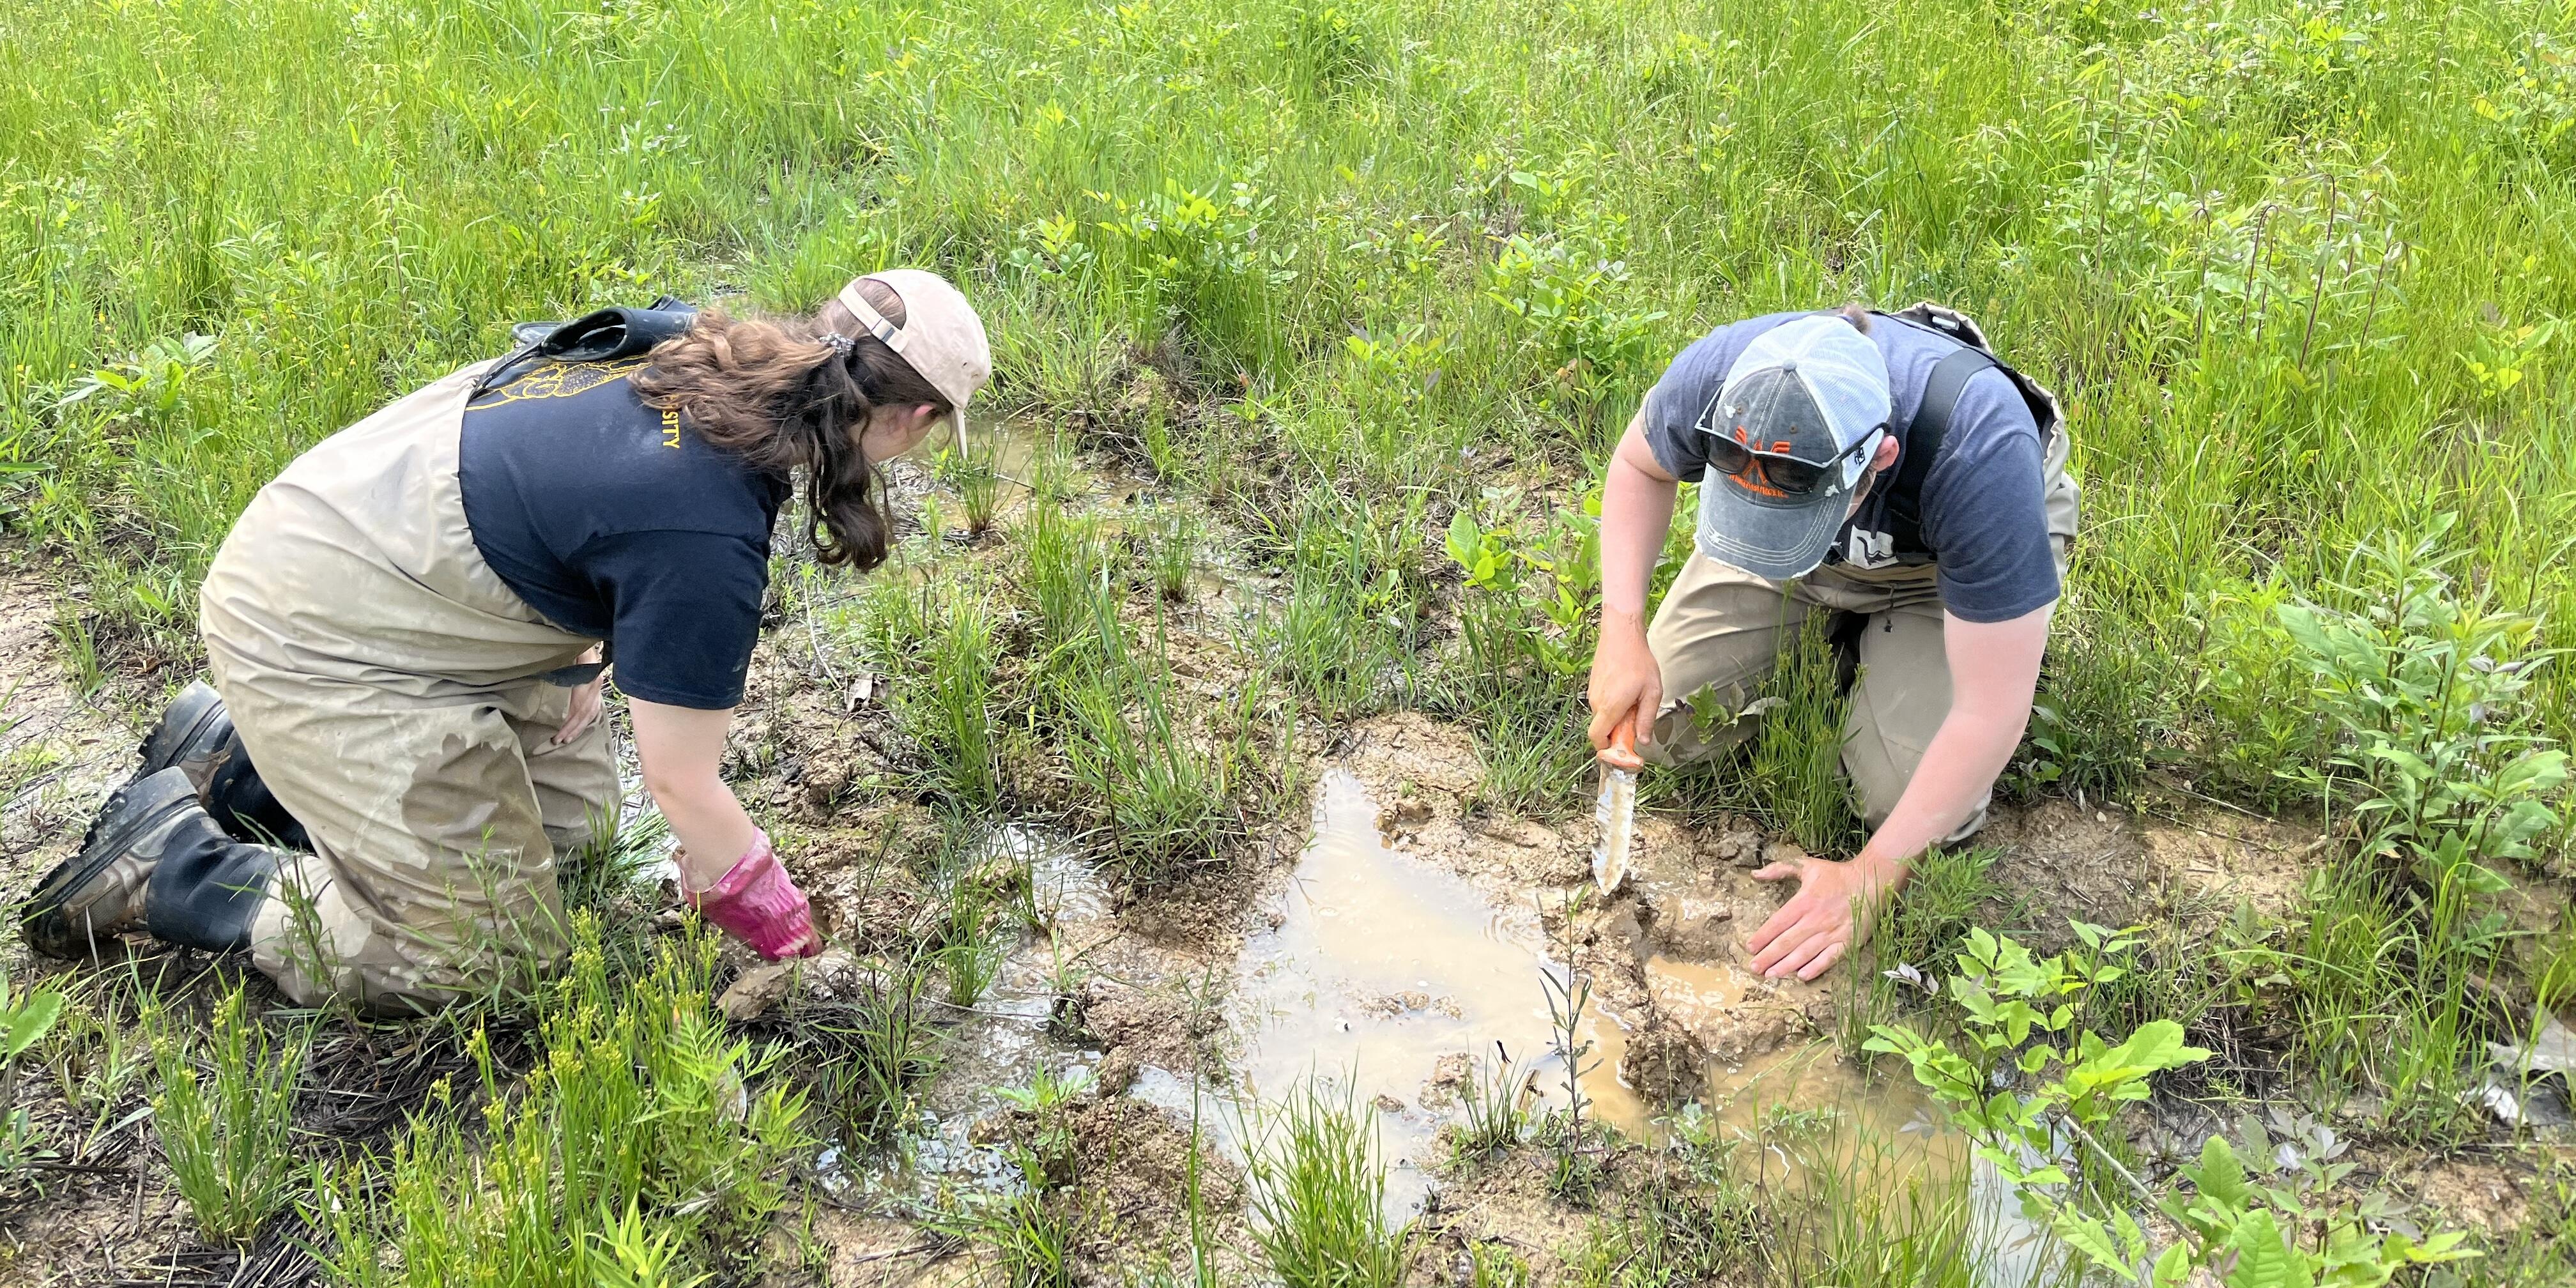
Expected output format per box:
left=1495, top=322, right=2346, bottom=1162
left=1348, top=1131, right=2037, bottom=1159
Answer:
left=1706, top=425, right=1885, bottom=497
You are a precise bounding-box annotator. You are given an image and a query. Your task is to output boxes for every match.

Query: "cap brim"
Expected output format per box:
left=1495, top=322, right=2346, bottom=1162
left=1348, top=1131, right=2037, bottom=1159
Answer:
left=1694, top=473, right=1848, bottom=581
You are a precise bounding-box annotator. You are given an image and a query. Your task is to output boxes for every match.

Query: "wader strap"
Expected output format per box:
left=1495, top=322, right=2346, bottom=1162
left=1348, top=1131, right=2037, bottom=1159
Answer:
left=471, top=303, right=699, bottom=401
left=1887, top=345, right=1997, bottom=553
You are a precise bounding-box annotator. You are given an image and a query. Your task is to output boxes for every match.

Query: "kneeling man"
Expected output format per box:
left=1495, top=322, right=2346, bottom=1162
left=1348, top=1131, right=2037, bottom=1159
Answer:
left=1586, top=305, right=2079, bottom=981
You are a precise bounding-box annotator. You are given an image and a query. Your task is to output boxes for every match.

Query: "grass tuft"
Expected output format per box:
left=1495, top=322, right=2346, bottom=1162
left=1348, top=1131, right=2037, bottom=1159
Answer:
left=151, top=985, right=307, bottom=1247
left=314, top=919, right=806, bottom=1285
left=1249, top=1082, right=1410, bottom=1288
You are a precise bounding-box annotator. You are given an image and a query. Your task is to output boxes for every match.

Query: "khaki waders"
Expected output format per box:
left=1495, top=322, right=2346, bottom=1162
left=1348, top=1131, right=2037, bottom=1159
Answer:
left=199, top=361, right=619, bottom=1013
left=1643, top=425, right=2080, bottom=837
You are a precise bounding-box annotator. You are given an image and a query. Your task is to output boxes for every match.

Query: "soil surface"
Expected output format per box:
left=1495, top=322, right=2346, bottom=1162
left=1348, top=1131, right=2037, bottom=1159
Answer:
left=3, top=514, right=2562, bottom=1286
left=0, top=560, right=217, bottom=1287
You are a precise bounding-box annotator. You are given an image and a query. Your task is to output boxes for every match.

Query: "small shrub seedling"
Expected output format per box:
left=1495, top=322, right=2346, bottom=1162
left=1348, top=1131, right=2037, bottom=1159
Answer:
left=1867, top=924, right=2475, bottom=1287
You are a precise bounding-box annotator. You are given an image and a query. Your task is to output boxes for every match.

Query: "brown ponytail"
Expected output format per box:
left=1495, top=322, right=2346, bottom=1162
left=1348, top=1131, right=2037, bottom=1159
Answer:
left=632, top=280, right=949, bottom=571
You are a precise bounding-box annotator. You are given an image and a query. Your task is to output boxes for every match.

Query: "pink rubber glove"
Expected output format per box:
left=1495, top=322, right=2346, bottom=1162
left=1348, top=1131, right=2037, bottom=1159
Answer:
left=684, top=830, right=822, bottom=960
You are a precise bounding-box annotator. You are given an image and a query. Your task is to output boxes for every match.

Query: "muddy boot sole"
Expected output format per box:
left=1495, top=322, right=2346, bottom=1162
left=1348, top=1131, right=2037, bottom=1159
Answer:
left=21, top=767, right=202, bottom=959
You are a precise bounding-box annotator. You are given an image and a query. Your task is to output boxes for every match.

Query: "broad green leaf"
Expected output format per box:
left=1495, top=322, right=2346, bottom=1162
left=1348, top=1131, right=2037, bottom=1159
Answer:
left=2051, top=1210, right=2130, bottom=1276
left=2152, top=1243, right=2193, bottom=1287
left=2224, top=1209, right=2312, bottom=1288
left=2496, top=749, right=2569, bottom=797
left=3, top=990, right=65, bottom=1061
left=2114, top=1209, right=2147, bottom=1261
left=2390, top=1230, right=2478, bottom=1265
left=1445, top=509, right=1480, bottom=570
left=2099, top=1020, right=2213, bottom=1077
left=1861, top=1023, right=1922, bottom=1057
left=2187, top=1134, right=2251, bottom=1208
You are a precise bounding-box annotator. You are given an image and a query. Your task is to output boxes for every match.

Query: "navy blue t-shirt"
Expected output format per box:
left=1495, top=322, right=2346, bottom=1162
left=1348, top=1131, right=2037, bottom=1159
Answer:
left=1640, top=312, right=2060, bottom=624
left=459, top=357, right=790, bottom=709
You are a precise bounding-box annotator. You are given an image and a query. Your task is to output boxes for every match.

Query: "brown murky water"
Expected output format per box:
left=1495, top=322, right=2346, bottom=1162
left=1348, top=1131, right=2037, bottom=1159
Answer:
left=1219, top=769, right=1979, bottom=1223
left=859, top=772, right=2058, bottom=1278
left=1211, top=767, right=2081, bottom=1285
left=1225, top=770, right=1621, bottom=1210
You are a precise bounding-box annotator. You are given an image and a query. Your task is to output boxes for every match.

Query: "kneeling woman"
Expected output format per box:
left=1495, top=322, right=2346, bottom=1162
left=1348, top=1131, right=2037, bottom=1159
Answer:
left=25, top=271, right=990, bottom=1013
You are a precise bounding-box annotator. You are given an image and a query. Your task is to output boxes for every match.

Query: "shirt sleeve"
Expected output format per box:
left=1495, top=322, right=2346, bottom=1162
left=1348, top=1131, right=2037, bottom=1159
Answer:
left=582, top=530, right=772, bottom=709
left=1641, top=360, right=1714, bottom=482
left=1922, top=371, right=2060, bottom=623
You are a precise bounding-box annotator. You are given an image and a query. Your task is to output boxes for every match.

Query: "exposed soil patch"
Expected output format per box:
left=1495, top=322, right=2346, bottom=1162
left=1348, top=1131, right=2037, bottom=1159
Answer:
left=0, top=564, right=142, bottom=903
left=0, top=562, right=185, bottom=1287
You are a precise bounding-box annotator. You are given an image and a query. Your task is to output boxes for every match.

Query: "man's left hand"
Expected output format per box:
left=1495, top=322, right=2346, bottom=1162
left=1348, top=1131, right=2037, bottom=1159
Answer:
left=1745, top=852, right=1905, bottom=981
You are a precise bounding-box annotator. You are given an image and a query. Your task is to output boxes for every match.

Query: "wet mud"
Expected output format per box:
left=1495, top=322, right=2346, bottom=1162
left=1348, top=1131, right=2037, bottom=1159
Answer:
left=0, top=500, right=2551, bottom=1286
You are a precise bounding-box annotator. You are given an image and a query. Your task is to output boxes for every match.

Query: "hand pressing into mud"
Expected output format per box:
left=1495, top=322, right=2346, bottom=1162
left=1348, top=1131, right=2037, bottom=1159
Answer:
left=1745, top=851, right=1905, bottom=981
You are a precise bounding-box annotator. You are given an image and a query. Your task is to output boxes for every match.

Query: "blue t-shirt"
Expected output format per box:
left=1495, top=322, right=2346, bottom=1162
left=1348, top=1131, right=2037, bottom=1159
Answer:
left=1640, top=311, right=2060, bottom=624
left=458, top=358, right=790, bottom=709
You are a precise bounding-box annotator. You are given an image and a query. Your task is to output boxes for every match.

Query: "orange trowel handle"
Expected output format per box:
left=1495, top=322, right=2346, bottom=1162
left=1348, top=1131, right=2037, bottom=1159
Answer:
left=1600, top=714, right=1644, bottom=772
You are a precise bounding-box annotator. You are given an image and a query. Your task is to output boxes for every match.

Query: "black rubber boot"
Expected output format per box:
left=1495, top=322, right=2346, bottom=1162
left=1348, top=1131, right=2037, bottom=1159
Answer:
left=131, top=680, right=309, bottom=850
left=141, top=800, right=279, bottom=954
left=134, top=680, right=231, bottom=781
left=195, top=731, right=309, bottom=850
left=24, top=768, right=206, bottom=958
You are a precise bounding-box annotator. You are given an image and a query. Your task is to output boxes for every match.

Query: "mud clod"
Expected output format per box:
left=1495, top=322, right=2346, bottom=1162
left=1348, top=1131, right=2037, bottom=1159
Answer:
left=1064, top=1097, right=1244, bottom=1244
left=1377, top=795, right=1434, bottom=839
left=718, top=960, right=800, bottom=1021
left=1759, top=838, right=1808, bottom=870
left=1096, top=1048, right=1141, bottom=1097
left=1071, top=977, right=1215, bottom=1073
left=1421, top=1052, right=1476, bottom=1109
left=1620, top=1020, right=1708, bottom=1110
left=1702, top=820, right=1768, bottom=869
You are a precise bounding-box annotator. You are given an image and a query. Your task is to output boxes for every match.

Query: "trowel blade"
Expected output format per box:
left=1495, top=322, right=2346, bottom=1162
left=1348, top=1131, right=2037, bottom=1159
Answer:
left=1592, top=765, right=1636, bottom=896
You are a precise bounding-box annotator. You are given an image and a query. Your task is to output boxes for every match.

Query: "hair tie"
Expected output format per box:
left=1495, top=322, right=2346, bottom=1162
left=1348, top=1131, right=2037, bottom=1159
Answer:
left=818, top=332, right=855, bottom=357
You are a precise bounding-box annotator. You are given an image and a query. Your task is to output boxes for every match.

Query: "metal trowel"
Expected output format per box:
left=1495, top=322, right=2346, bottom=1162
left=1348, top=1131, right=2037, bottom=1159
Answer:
left=1592, top=715, right=1644, bottom=896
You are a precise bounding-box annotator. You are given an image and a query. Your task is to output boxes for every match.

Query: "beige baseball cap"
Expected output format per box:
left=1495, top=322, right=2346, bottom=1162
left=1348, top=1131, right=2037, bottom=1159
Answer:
left=836, top=268, right=993, bottom=450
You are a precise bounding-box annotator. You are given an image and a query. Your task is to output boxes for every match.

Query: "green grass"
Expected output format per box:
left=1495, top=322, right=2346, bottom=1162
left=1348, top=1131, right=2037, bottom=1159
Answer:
left=894, top=581, right=1006, bottom=810
left=12, top=0, right=2576, bottom=748
left=1248, top=1084, right=1411, bottom=1288
left=1568, top=1182, right=1756, bottom=1288
left=36, top=975, right=155, bottom=1167
left=1449, top=1043, right=1533, bottom=1166
left=1253, top=485, right=1430, bottom=723
left=8, top=0, right=2576, bottom=1275
left=313, top=922, right=807, bottom=1286
left=151, top=984, right=307, bottom=1247
left=804, top=950, right=945, bottom=1146
left=1745, top=614, right=1861, bottom=858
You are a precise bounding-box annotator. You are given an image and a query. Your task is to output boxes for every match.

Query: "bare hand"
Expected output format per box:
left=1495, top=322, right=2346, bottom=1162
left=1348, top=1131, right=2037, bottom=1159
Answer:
left=1745, top=852, right=1903, bottom=981
left=543, top=641, right=602, bottom=747
left=550, top=674, right=606, bottom=747
left=1586, top=614, right=1663, bottom=754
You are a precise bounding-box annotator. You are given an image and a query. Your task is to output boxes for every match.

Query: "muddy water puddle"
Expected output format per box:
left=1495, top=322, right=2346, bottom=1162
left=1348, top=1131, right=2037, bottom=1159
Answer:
left=1217, top=769, right=1963, bottom=1220
left=837, top=774, right=2056, bottom=1279
left=1224, top=769, right=1605, bottom=1211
